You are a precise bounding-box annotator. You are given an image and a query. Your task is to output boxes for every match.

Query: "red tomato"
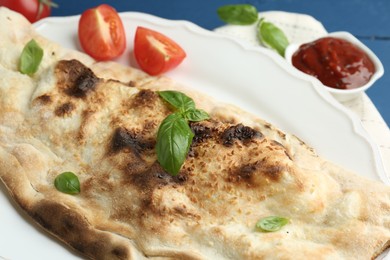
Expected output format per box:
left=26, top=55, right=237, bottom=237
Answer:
left=0, top=0, right=54, bottom=23
left=134, top=27, right=186, bottom=75
left=78, top=4, right=126, bottom=61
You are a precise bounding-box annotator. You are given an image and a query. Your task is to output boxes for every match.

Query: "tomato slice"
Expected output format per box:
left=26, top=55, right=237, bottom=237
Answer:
left=134, top=27, right=186, bottom=75
left=78, top=4, right=126, bottom=61
left=0, top=0, right=53, bottom=23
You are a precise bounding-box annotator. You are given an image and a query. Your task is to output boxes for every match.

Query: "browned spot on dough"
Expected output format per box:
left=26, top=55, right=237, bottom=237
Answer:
left=32, top=200, right=88, bottom=239
left=110, top=127, right=155, bottom=155
left=270, top=140, right=292, bottom=160
left=129, top=162, right=187, bottom=190
left=82, top=171, right=115, bottom=195
left=190, top=123, right=214, bottom=145
left=111, top=246, right=129, bottom=259
left=107, top=79, right=122, bottom=84
left=188, top=121, right=218, bottom=157
left=264, top=123, right=272, bottom=129
left=35, top=94, right=52, bottom=104
left=172, top=205, right=200, bottom=219
left=56, top=59, right=100, bottom=98
left=262, top=164, right=285, bottom=181
left=143, top=120, right=158, bottom=131
left=128, top=80, right=136, bottom=87
left=32, top=199, right=131, bottom=259
left=55, top=102, right=75, bottom=117
left=278, top=132, right=286, bottom=140
left=77, top=109, right=95, bottom=142
left=112, top=162, right=189, bottom=220
left=221, top=124, right=262, bottom=147
left=129, top=89, right=159, bottom=109
left=284, top=151, right=293, bottom=161
left=174, top=206, right=186, bottom=215
left=270, top=140, right=284, bottom=148
left=228, top=158, right=285, bottom=186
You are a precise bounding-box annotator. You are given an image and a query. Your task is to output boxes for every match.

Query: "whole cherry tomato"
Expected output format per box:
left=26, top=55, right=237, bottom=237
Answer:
left=0, top=0, right=56, bottom=23
left=134, top=26, right=187, bottom=75
left=78, top=4, right=126, bottom=61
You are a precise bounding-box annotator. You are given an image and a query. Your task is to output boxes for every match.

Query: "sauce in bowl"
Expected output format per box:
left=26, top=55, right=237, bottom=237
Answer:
left=292, top=37, right=375, bottom=90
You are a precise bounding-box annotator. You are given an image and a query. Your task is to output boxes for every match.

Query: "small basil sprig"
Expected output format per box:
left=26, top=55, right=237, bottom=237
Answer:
left=54, top=172, right=80, bottom=195
left=19, top=39, right=44, bottom=75
left=256, top=216, right=289, bottom=232
left=158, top=90, right=196, bottom=113
left=217, top=4, right=289, bottom=57
left=157, top=91, right=209, bottom=175
left=217, top=4, right=258, bottom=25
left=257, top=18, right=289, bottom=56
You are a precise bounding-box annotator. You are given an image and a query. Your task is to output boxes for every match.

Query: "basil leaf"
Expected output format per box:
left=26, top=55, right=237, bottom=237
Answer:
left=184, top=108, right=210, bottom=122
left=256, top=216, right=289, bottom=232
left=217, top=4, right=258, bottom=25
left=157, top=90, right=209, bottom=176
left=257, top=19, right=289, bottom=56
left=19, top=39, right=44, bottom=75
left=158, top=91, right=195, bottom=113
left=156, top=113, right=194, bottom=175
left=54, top=172, right=80, bottom=195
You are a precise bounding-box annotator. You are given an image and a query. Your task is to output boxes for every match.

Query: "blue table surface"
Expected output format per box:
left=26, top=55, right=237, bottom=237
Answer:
left=48, top=0, right=389, bottom=126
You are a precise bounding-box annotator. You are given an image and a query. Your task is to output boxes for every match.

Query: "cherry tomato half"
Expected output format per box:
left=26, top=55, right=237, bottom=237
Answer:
left=0, top=0, right=53, bottom=23
left=134, top=26, right=186, bottom=75
left=78, top=4, right=126, bottom=61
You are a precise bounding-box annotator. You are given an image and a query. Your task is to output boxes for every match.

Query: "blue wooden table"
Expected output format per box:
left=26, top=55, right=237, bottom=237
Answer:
left=51, top=0, right=389, bottom=126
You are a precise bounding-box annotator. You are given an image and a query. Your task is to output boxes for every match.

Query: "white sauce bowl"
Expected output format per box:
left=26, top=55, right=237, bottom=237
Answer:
left=285, top=31, right=384, bottom=102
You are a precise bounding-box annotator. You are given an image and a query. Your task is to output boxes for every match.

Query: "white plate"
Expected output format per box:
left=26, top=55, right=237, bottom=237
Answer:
left=0, top=12, right=388, bottom=259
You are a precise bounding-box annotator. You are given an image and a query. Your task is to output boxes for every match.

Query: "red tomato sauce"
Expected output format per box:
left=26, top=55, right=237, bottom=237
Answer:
left=292, top=37, right=375, bottom=90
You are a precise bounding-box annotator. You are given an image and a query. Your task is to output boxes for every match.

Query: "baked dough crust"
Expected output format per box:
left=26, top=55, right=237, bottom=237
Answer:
left=0, top=8, right=389, bottom=259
